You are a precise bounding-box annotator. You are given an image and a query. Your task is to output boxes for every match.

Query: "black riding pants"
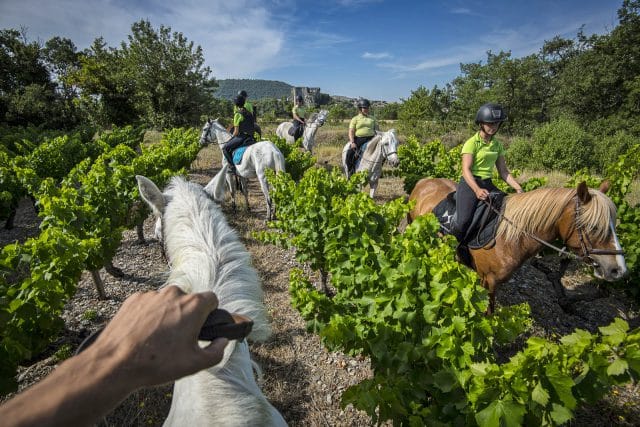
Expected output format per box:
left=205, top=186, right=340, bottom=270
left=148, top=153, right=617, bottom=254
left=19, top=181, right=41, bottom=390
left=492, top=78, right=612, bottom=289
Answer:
left=450, top=176, right=499, bottom=242
left=346, top=135, right=374, bottom=174
left=223, top=134, right=252, bottom=168
left=291, top=120, right=304, bottom=140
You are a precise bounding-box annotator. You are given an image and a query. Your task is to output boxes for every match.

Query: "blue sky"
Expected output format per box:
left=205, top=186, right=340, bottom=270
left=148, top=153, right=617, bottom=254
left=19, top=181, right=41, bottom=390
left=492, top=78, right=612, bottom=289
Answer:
left=0, top=0, right=622, bottom=101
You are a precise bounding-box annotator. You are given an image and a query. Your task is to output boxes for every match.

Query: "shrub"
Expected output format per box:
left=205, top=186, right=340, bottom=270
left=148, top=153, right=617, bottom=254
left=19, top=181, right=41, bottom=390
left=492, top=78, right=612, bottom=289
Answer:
left=530, top=117, right=594, bottom=174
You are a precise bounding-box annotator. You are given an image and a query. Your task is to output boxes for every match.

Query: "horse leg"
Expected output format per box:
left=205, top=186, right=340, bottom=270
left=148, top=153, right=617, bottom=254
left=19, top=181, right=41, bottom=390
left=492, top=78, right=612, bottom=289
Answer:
left=4, top=208, right=16, bottom=229
left=241, top=177, right=250, bottom=213
left=531, top=256, right=573, bottom=311
left=257, top=176, right=272, bottom=221
left=369, top=180, right=377, bottom=198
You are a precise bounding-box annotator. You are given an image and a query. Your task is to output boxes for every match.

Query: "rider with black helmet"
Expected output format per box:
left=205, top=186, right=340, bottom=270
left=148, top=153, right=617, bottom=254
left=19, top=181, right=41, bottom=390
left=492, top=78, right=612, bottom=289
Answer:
left=450, top=102, right=523, bottom=242
left=235, top=90, right=261, bottom=138
left=346, top=98, right=377, bottom=177
left=222, top=95, right=256, bottom=174
left=290, top=95, right=306, bottom=140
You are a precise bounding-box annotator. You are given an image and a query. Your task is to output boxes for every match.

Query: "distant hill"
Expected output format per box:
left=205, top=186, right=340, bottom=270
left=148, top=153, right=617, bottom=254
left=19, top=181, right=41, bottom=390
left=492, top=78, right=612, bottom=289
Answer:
left=214, top=79, right=293, bottom=100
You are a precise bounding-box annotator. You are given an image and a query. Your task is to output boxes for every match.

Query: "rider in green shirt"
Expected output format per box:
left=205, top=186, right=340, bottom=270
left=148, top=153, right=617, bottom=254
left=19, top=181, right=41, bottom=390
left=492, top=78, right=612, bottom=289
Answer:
left=235, top=90, right=261, bottom=139
left=451, top=103, right=523, bottom=242
left=346, top=98, right=377, bottom=177
left=291, top=95, right=306, bottom=140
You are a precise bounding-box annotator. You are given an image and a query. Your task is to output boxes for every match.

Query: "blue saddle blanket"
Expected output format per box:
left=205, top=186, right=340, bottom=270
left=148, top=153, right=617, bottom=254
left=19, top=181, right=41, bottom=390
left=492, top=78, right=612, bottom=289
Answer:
left=433, top=191, right=506, bottom=249
left=232, top=146, right=248, bottom=165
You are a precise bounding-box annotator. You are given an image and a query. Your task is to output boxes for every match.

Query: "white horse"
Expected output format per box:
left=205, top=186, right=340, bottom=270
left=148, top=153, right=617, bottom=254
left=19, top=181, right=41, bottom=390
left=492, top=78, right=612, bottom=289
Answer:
left=341, top=129, right=400, bottom=197
left=136, top=175, right=287, bottom=427
left=199, top=119, right=285, bottom=221
left=275, top=110, right=328, bottom=153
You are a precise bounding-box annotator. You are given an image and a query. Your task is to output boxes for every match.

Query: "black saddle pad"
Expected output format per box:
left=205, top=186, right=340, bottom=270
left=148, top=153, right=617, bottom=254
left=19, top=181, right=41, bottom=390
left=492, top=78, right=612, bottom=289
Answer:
left=433, top=191, right=506, bottom=249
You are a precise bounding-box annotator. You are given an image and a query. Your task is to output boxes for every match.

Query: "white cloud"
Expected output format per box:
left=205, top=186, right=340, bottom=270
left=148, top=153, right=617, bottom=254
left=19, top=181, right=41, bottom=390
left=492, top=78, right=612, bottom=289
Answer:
left=0, top=0, right=286, bottom=78
left=362, top=51, right=392, bottom=60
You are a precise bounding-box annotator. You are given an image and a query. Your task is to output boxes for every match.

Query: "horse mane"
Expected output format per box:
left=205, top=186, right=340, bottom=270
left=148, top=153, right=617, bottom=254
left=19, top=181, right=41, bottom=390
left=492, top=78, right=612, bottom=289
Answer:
left=363, top=134, right=382, bottom=157
left=496, top=187, right=616, bottom=243
left=161, top=176, right=271, bottom=341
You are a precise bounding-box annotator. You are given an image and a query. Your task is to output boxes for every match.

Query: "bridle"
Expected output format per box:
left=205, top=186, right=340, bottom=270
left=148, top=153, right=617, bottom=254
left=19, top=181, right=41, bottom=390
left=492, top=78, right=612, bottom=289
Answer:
left=201, top=121, right=228, bottom=147
left=570, top=196, right=625, bottom=265
left=357, top=133, right=398, bottom=167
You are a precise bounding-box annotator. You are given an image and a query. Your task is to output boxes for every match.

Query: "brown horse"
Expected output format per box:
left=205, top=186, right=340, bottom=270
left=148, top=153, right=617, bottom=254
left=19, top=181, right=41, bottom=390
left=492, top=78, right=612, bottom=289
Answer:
left=408, top=178, right=627, bottom=313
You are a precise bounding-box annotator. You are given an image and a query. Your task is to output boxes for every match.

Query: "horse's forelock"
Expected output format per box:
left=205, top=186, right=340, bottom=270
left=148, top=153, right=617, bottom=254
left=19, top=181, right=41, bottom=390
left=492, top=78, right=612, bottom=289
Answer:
left=576, top=189, right=617, bottom=242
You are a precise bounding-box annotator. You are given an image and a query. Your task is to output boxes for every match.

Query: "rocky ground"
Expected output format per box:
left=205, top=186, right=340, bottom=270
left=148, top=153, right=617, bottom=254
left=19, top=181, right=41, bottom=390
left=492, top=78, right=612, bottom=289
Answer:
left=1, top=147, right=639, bottom=426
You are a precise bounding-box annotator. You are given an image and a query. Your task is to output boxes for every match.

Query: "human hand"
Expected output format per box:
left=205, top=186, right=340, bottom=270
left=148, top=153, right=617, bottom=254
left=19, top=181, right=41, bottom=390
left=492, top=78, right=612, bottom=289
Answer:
left=83, top=286, right=229, bottom=389
left=350, top=142, right=356, bottom=149
left=475, top=188, right=490, bottom=200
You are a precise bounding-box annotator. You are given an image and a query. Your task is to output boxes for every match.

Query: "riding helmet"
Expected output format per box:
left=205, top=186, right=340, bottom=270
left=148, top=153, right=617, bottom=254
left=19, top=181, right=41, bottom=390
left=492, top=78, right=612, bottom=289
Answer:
left=234, top=95, right=245, bottom=107
left=475, top=103, right=507, bottom=124
left=357, top=98, right=371, bottom=109
left=238, top=90, right=248, bottom=98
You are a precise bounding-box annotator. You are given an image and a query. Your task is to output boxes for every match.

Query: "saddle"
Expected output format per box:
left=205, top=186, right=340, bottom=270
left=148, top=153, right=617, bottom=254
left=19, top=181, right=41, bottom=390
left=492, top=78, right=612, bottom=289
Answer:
left=231, top=139, right=256, bottom=165
left=433, top=191, right=506, bottom=249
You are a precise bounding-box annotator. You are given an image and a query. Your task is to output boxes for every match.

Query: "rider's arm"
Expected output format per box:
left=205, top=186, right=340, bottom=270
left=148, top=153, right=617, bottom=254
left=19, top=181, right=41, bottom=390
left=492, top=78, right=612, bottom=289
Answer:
left=496, top=156, right=523, bottom=193
left=349, top=127, right=356, bottom=148
left=0, top=287, right=228, bottom=427
left=461, top=154, right=487, bottom=200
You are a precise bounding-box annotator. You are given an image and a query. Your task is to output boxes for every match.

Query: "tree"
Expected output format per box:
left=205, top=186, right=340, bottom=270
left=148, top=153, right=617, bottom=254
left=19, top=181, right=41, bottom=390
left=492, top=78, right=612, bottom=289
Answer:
left=71, top=20, right=218, bottom=128
left=121, top=20, right=217, bottom=128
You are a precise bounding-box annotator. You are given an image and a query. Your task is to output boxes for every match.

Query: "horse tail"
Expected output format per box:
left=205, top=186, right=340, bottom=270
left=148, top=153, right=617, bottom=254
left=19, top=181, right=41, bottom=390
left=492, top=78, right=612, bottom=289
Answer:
left=275, top=150, right=286, bottom=174
left=204, top=165, right=228, bottom=202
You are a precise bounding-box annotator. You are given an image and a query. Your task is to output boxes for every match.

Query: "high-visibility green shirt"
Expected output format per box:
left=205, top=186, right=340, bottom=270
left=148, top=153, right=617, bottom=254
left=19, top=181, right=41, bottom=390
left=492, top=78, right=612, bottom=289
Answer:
left=292, top=105, right=306, bottom=120
left=349, top=113, right=376, bottom=137
left=233, top=101, right=254, bottom=115
left=461, top=132, right=505, bottom=179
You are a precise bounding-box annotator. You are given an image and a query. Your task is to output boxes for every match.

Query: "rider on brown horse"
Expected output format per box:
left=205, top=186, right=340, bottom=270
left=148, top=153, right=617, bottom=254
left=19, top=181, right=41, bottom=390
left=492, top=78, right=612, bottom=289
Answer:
left=451, top=103, right=523, bottom=243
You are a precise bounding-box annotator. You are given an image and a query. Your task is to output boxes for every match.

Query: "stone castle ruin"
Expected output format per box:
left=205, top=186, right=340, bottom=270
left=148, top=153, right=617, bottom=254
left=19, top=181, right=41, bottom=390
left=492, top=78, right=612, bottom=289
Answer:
left=291, top=87, right=321, bottom=107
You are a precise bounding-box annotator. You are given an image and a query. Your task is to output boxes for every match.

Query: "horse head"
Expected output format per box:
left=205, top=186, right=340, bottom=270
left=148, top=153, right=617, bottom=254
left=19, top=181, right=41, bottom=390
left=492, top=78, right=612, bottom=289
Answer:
left=558, top=181, right=627, bottom=282
left=199, top=118, right=230, bottom=146
left=199, top=118, right=213, bottom=146
left=381, top=129, right=400, bottom=168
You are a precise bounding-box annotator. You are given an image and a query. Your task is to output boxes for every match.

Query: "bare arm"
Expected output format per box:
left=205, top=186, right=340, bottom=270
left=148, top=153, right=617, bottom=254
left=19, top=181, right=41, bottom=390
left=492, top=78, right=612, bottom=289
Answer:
left=0, top=286, right=228, bottom=427
left=496, top=155, right=523, bottom=193
left=349, top=127, right=356, bottom=148
left=461, top=153, right=489, bottom=200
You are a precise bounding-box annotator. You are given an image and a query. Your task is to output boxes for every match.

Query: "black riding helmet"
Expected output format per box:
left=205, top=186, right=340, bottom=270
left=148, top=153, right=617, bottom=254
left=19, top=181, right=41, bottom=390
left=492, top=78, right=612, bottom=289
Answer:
left=238, top=90, right=248, bottom=98
left=234, top=95, right=245, bottom=107
left=357, top=98, right=371, bottom=109
left=475, top=103, right=507, bottom=124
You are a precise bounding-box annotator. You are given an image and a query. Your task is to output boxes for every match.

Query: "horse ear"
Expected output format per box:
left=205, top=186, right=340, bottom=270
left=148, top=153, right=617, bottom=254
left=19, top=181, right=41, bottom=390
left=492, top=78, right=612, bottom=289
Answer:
left=576, top=181, right=592, bottom=204
left=136, top=175, right=165, bottom=217
left=599, top=179, right=610, bottom=194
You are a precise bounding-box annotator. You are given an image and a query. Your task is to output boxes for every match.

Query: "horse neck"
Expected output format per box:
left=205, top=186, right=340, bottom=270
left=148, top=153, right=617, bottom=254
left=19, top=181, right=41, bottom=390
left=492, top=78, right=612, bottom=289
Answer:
left=214, top=127, right=231, bottom=144
left=362, top=135, right=384, bottom=168
left=162, top=178, right=271, bottom=341
left=497, top=188, right=576, bottom=243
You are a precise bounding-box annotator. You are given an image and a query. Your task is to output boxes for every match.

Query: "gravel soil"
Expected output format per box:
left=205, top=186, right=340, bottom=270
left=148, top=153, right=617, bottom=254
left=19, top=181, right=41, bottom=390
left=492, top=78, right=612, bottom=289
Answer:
left=1, top=146, right=639, bottom=426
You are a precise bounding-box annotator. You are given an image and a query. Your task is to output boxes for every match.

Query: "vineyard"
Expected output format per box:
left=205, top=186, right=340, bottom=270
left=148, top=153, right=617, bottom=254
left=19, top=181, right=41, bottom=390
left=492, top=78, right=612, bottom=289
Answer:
left=0, top=125, right=639, bottom=425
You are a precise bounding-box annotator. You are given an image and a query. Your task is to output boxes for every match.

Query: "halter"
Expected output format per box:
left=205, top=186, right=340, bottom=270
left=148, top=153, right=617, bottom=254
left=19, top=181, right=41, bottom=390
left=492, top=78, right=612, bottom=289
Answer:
left=485, top=194, right=624, bottom=265
left=570, top=196, right=625, bottom=265
left=357, top=133, right=397, bottom=167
